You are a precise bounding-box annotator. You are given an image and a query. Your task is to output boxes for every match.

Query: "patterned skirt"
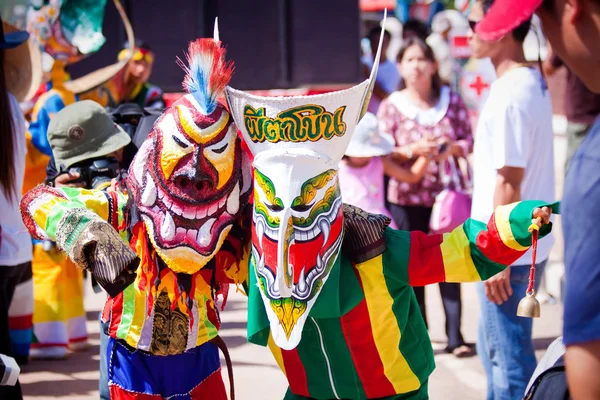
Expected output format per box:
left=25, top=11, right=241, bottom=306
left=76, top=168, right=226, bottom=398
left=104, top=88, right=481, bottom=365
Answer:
left=107, top=338, right=228, bottom=399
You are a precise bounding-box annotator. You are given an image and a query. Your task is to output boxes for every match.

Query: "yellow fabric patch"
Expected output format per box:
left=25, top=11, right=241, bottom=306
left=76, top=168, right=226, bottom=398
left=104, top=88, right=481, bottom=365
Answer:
left=356, top=255, right=421, bottom=393
left=32, top=245, right=85, bottom=324
left=33, top=196, right=65, bottom=235
left=439, top=228, right=481, bottom=282
left=268, top=334, right=287, bottom=376
left=495, top=203, right=529, bottom=251
left=125, top=242, right=149, bottom=348
left=195, top=295, right=210, bottom=347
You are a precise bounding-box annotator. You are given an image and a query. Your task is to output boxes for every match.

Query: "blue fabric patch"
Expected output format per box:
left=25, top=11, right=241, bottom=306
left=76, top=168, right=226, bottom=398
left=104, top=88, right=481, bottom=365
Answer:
left=563, top=117, right=600, bottom=345
left=29, top=92, right=67, bottom=156
left=10, top=329, right=32, bottom=357
left=107, top=338, right=221, bottom=397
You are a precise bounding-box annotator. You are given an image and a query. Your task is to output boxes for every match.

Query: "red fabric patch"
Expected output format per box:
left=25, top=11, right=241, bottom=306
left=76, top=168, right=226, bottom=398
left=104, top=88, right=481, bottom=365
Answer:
left=407, top=231, right=446, bottom=286
left=8, top=314, right=33, bottom=330
left=109, top=292, right=124, bottom=338
left=205, top=297, right=221, bottom=331
left=20, top=185, right=68, bottom=240
left=340, top=271, right=395, bottom=397
left=109, top=385, right=161, bottom=399
left=189, top=368, right=228, bottom=400
left=281, top=348, right=310, bottom=396
left=68, top=336, right=88, bottom=344
left=476, top=215, right=526, bottom=266
left=102, top=297, right=113, bottom=323
left=31, top=343, right=68, bottom=348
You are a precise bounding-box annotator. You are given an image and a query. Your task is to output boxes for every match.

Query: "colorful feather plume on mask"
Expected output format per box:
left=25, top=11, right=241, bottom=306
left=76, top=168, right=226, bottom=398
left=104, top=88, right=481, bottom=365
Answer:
left=177, top=39, right=235, bottom=115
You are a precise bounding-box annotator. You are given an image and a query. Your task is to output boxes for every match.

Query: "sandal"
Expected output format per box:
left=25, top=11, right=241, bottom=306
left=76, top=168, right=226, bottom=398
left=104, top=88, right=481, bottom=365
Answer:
left=446, top=344, right=475, bottom=358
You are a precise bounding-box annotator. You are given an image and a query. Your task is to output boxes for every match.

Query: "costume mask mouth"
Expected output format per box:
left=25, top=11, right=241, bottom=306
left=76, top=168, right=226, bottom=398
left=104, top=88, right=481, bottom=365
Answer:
left=252, top=168, right=344, bottom=301
left=250, top=164, right=345, bottom=346
left=226, top=11, right=387, bottom=349
left=128, top=37, right=251, bottom=274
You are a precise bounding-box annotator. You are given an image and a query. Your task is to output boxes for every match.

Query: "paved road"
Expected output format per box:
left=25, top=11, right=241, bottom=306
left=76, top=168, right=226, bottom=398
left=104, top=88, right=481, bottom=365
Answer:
left=19, top=280, right=563, bottom=400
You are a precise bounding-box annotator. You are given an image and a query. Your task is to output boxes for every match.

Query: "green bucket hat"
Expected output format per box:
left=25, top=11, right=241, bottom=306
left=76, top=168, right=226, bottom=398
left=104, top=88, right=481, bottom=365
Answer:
left=48, top=100, right=131, bottom=169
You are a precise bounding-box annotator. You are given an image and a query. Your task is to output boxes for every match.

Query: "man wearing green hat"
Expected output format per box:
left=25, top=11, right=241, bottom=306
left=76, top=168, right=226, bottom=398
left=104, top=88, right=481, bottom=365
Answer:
left=30, top=100, right=130, bottom=361
left=48, top=100, right=131, bottom=175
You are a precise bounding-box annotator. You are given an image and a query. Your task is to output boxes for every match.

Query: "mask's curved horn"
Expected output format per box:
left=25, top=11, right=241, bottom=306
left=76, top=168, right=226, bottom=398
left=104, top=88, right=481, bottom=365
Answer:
left=214, top=17, right=220, bottom=42
left=358, top=8, right=387, bottom=122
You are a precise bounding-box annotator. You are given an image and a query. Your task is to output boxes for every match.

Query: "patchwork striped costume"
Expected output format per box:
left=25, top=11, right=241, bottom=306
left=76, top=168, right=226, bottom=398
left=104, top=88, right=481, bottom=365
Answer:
left=21, top=184, right=247, bottom=399
left=21, top=37, right=249, bottom=399
left=247, top=201, right=556, bottom=399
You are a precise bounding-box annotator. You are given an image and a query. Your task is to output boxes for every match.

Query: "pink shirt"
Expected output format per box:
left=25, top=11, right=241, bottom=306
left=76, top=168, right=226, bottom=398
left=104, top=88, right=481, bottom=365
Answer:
left=338, top=157, right=398, bottom=229
left=377, top=87, right=473, bottom=207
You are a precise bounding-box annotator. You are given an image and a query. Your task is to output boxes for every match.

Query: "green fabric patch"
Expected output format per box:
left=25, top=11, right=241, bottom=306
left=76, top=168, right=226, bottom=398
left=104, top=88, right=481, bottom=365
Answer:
left=510, top=201, right=559, bottom=248
left=116, top=284, right=135, bottom=340
left=382, top=227, right=412, bottom=284
left=468, top=241, right=507, bottom=281
left=382, top=228, right=438, bottom=385
left=59, top=0, right=108, bottom=54
left=247, top=252, right=364, bottom=345
left=247, top=259, right=270, bottom=346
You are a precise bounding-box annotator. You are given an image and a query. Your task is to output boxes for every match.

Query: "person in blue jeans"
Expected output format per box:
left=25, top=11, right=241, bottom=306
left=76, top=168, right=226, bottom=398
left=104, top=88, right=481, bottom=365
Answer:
left=99, top=315, right=109, bottom=400
left=474, top=0, right=600, bottom=397
left=467, top=0, right=557, bottom=398
left=476, top=261, right=547, bottom=399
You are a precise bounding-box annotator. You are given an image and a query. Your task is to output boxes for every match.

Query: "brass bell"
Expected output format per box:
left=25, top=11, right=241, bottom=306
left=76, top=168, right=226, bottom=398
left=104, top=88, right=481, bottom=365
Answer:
left=516, top=291, right=541, bottom=318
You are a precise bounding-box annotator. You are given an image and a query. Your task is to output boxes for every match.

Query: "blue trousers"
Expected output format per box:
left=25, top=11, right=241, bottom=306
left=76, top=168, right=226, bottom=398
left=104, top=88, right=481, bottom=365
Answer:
left=476, top=261, right=547, bottom=400
left=99, top=316, right=109, bottom=400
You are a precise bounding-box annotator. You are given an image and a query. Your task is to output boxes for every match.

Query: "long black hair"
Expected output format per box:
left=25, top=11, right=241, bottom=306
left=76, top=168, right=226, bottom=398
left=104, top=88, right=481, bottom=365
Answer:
left=396, top=37, right=443, bottom=100
left=0, top=48, right=17, bottom=203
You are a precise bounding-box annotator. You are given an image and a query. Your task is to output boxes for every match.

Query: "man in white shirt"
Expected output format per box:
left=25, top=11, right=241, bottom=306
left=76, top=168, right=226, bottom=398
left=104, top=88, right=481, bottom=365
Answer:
left=468, top=0, right=556, bottom=399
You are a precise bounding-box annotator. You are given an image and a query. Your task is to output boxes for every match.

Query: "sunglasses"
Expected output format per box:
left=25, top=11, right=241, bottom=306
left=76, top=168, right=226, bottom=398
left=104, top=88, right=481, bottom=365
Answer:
left=469, top=20, right=479, bottom=31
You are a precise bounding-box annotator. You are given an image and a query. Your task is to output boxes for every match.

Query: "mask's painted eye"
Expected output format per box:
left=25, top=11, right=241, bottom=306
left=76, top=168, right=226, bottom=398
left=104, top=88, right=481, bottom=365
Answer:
left=207, top=130, right=231, bottom=154
left=267, top=203, right=284, bottom=212
left=211, top=143, right=228, bottom=154
left=172, top=133, right=191, bottom=149
left=291, top=204, right=312, bottom=213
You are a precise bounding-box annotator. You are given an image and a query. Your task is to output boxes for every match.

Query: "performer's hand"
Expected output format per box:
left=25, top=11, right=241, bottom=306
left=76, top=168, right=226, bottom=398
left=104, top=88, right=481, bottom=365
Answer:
left=532, top=206, right=552, bottom=228
left=484, top=206, right=552, bottom=304
left=484, top=267, right=512, bottom=305
left=54, top=172, right=85, bottom=188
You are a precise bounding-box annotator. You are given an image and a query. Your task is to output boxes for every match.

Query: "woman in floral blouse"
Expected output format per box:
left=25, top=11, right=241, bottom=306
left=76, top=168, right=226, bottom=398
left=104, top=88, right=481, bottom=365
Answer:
left=377, top=37, right=474, bottom=357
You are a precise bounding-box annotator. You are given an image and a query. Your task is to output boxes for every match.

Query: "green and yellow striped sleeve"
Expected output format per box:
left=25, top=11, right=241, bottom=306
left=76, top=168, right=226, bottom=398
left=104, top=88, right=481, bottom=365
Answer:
left=406, top=200, right=559, bottom=286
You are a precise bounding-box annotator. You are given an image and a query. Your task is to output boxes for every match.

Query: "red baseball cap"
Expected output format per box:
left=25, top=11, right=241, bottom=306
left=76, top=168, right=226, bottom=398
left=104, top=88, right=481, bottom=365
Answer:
left=475, top=0, right=543, bottom=41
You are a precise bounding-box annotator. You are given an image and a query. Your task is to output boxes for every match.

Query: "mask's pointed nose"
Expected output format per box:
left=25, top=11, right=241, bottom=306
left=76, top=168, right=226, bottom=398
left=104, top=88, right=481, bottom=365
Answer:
left=276, top=207, right=294, bottom=298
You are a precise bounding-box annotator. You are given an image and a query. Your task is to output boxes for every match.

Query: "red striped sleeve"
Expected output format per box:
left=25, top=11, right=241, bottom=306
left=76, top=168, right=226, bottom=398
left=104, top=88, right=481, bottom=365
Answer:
left=408, top=231, right=446, bottom=286
left=281, top=348, right=310, bottom=396
left=476, top=214, right=527, bottom=265
left=340, top=273, right=395, bottom=398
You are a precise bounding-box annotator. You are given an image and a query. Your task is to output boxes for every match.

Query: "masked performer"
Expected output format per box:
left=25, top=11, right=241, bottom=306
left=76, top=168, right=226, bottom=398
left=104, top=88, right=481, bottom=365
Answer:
left=21, top=33, right=251, bottom=398
left=22, top=0, right=134, bottom=359
left=224, top=22, right=556, bottom=400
